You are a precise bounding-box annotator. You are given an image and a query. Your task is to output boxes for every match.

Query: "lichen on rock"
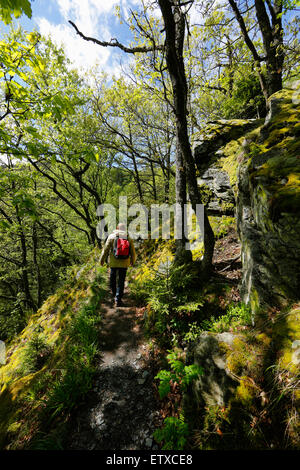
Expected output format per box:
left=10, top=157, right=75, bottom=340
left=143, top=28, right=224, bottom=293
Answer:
left=193, top=119, right=261, bottom=216
left=236, top=82, right=300, bottom=316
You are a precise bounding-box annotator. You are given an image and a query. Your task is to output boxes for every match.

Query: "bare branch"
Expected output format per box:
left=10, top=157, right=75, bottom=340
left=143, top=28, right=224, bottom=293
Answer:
left=68, top=20, right=163, bottom=54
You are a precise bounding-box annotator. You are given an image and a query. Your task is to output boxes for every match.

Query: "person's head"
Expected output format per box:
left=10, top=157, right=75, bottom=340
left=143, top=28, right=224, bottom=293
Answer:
left=117, top=222, right=126, bottom=232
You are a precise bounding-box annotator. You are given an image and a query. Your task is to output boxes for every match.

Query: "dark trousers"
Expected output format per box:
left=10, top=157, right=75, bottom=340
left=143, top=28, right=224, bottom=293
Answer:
left=110, top=267, right=127, bottom=300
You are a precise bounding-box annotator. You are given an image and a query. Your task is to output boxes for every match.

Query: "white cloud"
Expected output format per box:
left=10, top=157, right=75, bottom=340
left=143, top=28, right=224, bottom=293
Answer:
left=56, top=0, right=119, bottom=36
left=188, top=0, right=226, bottom=27
left=37, top=17, right=111, bottom=72
left=36, top=0, right=139, bottom=74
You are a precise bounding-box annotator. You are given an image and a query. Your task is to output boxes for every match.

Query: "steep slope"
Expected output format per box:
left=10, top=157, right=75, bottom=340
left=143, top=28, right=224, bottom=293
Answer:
left=0, top=248, right=105, bottom=449
left=0, top=246, right=163, bottom=450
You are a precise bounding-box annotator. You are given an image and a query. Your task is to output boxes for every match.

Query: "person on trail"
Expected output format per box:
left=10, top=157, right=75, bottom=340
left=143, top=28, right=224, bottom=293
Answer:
left=100, top=223, right=136, bottom=307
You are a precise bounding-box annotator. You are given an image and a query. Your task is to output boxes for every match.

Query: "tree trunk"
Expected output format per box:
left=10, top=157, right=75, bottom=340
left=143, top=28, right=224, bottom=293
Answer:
left=254, top=0, right=284, bottom=96
left=158, top=0, right=215, bottom=273
left=32, top=221, right=42, bottom=308
left=228, top=0, right=284, bottom=107
left=16, top=212, right=36, bottom=310
left=175, top=141, right=192, bottom=264
left=150, top=160, right=157, bottom=202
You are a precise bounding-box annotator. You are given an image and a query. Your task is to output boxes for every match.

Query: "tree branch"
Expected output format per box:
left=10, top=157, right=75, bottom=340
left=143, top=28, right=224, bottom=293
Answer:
left=68, top=20, right=163, bottom=54
left=254, top=0, right=273, bottom=50
left=227, top=0, right=263, bottom=63
left=264, top=0, right=277, bottom=24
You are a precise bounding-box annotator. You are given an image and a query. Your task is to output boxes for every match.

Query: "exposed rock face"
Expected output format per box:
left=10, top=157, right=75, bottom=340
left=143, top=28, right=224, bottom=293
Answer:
left=197, top=170, right=234, bottom=215
left=193, top=119, right=258, bottom=173
left=193, top=84, right=300, bottom=316
left=193, top=120, right=259, bottom=216
left=185, top=85, right=300, bottom=450
left=236, top=83, right=300, bottom=315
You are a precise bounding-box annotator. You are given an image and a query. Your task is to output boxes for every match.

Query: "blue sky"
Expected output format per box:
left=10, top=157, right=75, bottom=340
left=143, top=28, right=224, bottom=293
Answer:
left=3, top=0, right=143, bottom=75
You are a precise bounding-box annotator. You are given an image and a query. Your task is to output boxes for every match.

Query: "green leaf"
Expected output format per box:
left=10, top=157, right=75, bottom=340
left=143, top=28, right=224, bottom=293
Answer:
left=0, top=0, right=32, bottom=24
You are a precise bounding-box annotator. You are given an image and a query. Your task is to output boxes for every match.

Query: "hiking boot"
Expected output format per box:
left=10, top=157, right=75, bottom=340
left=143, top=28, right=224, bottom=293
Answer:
left=115, top=298, right=124, bottom=307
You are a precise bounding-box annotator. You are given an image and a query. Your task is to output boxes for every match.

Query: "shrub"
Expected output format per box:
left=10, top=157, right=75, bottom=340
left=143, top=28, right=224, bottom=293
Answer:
left=221, top=73, right=266, bottom=119
left=43, top=298, right=102, bottom=422
left=21, top=331, right=52, bottom=374
left=155, top=349, right=203, bottom=399
left=138, top=259, right=204, bottom=344
left=154, top=349, right=203, bottom=450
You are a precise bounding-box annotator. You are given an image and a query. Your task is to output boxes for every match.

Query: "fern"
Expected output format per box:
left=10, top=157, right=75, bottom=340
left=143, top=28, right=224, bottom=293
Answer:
left=155, top=349, right=203, bottom=399
left=154, top=415, right=189, bottom=450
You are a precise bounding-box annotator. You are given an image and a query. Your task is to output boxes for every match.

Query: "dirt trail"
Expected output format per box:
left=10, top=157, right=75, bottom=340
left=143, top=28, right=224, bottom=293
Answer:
left=66, top=288, right=162, bottom=450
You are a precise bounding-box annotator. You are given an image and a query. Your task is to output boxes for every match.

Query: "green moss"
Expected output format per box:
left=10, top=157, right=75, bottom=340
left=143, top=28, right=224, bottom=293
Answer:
left=235, top=376, right=257, bottom=408
left=0, top=247, right=105, bottom=449
left=218, top=138, right=244, bottom=188
left=218, top=341, right=232, bottom=356
left=191, top=242, right=204, bottom=261
left=243, top=85, right=300, bottom=224
left=226, top=337, right=248, bottom=376
left=198, top=184, right=213, bottom=205
left=273, top=306, right=300, bottom=374
left=131, top=239, right=175, bottom=286
left=7, top=421, right=21, bottom=434
left=256, top=333, right=272, bottom=347
left=250, top=289, right=260, bottom=316
left=209, top=216, right=236, bottom=239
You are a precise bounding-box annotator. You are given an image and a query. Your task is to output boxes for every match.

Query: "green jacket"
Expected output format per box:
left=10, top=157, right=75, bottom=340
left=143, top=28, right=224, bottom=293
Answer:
left=100, top=229, right=136, bottom=268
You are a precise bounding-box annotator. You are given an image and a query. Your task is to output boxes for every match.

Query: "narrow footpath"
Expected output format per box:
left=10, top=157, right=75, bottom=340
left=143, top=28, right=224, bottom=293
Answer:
left=66, top=286, right=163, bottom=450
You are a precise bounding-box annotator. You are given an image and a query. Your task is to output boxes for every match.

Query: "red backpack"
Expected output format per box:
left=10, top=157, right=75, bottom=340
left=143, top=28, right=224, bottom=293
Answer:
left=113, top=235, right=130, bottom=259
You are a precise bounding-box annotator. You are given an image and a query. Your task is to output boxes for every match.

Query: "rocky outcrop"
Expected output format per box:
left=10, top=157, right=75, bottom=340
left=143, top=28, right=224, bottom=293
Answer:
left=236, top=83, right=300, bottom=315
left=193, top=119, right=259, bottom=174
left=193, top=83, right=300, bottom=316
left=197, top=170, right=235, bottom=215
left=185, top=84, right=300, bottom=449
left=193, top=120, right=260, bottom=215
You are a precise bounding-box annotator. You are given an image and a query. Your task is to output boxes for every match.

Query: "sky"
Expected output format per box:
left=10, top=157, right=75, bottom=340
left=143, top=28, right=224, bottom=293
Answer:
left=1, top=0, right=218, bottom=77
left=2, top=0, right=144, bottom=76
left=1, top=1, right=298, bottom=77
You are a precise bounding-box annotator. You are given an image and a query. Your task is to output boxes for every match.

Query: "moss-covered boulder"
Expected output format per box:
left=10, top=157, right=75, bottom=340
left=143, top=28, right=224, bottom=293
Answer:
left=185, top=304, right=300, bottom=449
left=185, top=332, right=238, bottom=408
left=236, top=82, right=300, bottom=315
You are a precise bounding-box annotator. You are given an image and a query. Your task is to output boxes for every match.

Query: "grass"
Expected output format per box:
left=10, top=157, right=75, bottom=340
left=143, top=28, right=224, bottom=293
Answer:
left=0, top=248, right=106, bottom=450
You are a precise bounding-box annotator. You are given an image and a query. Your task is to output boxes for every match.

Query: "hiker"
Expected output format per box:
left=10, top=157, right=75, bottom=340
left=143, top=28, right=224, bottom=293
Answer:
left=100, top=223, right=136, bottom=307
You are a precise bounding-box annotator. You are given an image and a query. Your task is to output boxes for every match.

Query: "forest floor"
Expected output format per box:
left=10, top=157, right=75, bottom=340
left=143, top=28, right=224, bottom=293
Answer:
left=65, top=288, right=163, bottom=450
left=211, top=228, right=242, bottom=302
left=212, top=228, right=242, bottom=282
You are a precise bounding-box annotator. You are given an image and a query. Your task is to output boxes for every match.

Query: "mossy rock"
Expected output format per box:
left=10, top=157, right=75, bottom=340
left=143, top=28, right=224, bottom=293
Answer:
left=237, top=83, right=300, bottom=314
left=272, top=305, right=300, bottom=375
left=193, top=119, right=262, bottom=187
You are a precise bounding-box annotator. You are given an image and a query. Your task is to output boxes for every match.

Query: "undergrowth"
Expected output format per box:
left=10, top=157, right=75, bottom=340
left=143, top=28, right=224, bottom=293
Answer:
left=27, top=272, right=106, bottom=449
left=131, top=242, right=253, bottom=451
left=154, top=348, right=203, bottom=450
left=0, top=259, right=106, bottom=450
